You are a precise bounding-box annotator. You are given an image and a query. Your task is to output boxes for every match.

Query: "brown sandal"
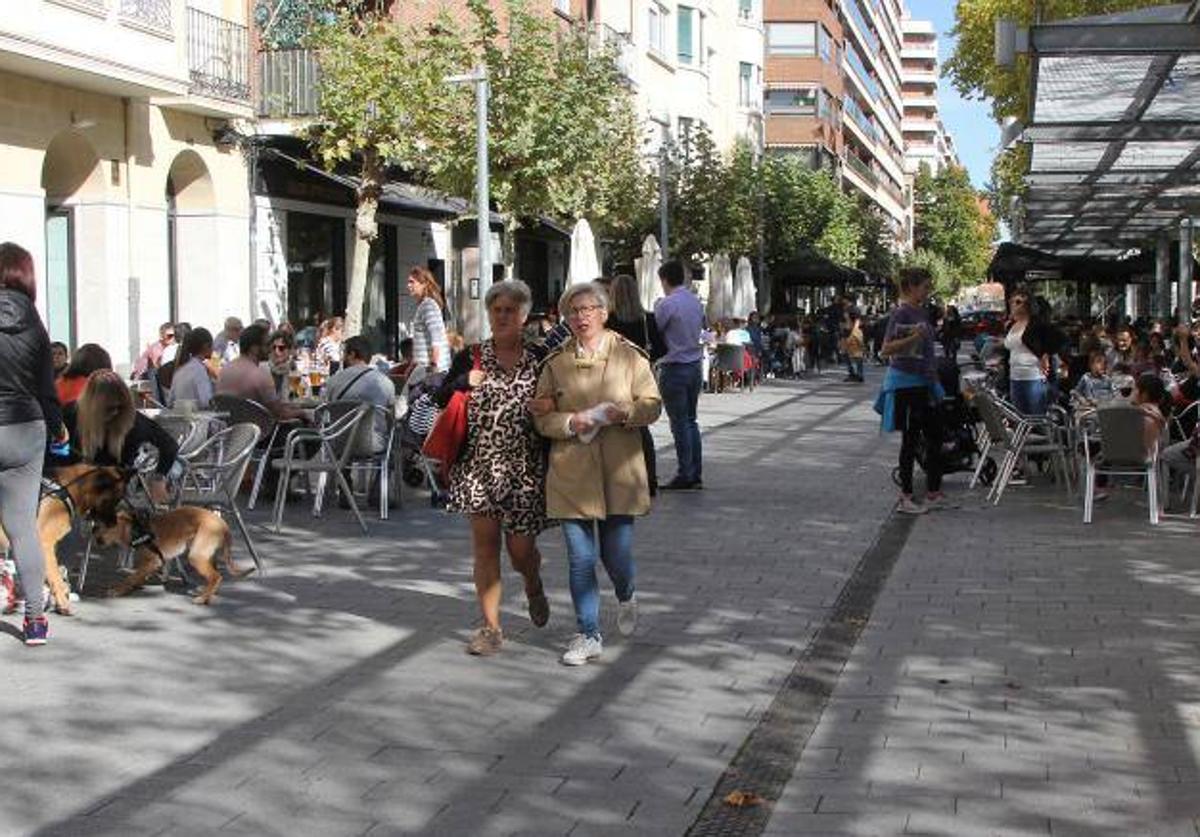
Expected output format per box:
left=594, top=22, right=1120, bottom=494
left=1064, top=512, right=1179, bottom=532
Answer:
left=466, top=626, right=503, bottom=656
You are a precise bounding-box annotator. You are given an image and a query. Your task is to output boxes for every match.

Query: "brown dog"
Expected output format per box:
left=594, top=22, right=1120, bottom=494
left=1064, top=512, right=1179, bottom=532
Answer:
left=96, top=506, right=253, bottom=605
left=36, top=464, right=128, bottom=613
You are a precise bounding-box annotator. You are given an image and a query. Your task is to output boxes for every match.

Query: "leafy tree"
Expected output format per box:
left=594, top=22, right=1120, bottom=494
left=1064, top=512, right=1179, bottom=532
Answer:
left=254, top=0, right=337, bottom=49
left=855, top=202, right=898, bottom=282
left=761, top=156, right=862, bottom=271
left=306, top=5, right=469, bottom=336
left=427, top=0, right=645, bottom=262
left=912, top=163, right=997, bottom=297
left=670, top=124, right=731, bottom=264
left=903, top=248, right=956, bottom=301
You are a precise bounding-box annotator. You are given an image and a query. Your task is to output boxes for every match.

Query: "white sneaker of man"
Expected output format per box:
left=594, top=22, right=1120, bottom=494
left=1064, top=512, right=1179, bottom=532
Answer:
left=561, top=633, right=603, bottom=666
left=617, top=595, right=638, bottom=637
left=896, top=495, right=928, bottom=515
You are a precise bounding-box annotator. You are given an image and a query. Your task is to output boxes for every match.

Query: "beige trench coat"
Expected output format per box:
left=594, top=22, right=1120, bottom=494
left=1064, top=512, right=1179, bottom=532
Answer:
left=534, top=332, right=663, bottom=520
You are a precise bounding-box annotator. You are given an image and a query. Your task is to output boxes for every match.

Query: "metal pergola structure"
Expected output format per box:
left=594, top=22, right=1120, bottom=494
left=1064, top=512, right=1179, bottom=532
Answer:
left=1012, top=1, right=1200, bottom=320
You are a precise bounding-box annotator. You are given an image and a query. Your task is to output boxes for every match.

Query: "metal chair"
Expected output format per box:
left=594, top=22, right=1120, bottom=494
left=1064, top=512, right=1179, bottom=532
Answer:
left=321, top=400, right=400, bottom=520
left=178, top=423, right=265, bottom=573
left=1082, top=404, right=1161, bottom=525
left=970, top=390, right=1070, bottom=505
left=712, top=344, right=749, bottom=393
left=270, top=403, right=372, bottom=534
left=210, top=394, right=287, bottom=510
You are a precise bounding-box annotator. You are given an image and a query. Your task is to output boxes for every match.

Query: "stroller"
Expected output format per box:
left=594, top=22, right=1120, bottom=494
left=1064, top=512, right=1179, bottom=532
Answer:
left=891, top=358, right=985, bottom=488
left=397, top=373, right=449, bottom=507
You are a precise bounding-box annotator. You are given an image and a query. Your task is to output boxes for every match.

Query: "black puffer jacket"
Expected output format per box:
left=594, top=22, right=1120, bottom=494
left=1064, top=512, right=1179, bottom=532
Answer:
left=0, top=287, right=63, bottom=433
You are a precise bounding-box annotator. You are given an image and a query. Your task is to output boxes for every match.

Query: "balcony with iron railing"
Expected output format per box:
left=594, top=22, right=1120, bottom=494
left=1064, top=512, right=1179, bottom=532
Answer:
left=187, top=6, right=250, bottom=102
left=257, top=48, right=320, bottom=118
left=844, top=152, right=878, bottom=187
left=590, top=23, right=636, bottom=85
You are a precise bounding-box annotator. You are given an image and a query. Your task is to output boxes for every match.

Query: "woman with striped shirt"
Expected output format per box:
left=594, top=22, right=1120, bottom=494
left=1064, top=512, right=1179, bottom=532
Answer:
left=407, top=266, right=451, bottom=374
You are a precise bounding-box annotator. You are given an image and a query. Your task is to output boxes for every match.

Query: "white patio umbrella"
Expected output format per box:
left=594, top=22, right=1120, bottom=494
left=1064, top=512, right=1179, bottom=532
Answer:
left=732, top=256, right=756, bottom=320
left=636, top=234, right=663, bottom=311
left=568, top=218, right=601, bottom=286
left=706, top=253, right=733, bottom=323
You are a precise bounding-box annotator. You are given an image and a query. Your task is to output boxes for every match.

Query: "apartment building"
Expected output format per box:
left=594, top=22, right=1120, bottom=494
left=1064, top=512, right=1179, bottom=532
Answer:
left=578, top=0, right=765, bottom=155
left=762, top=0, right=914, bottom=246
left=900, top=16, right=959, bottom=177
left=0, top=0, right=254, bottom=366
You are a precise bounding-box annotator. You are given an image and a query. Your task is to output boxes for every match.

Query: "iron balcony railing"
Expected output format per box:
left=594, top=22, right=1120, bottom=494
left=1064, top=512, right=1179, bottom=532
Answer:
left=187, top=6, right=250, bottom=102
left=257, top=49, right=320, bottom=118
left=589, top=23, right=636, bottom=84
left=844, top=153, right=878, bottom=187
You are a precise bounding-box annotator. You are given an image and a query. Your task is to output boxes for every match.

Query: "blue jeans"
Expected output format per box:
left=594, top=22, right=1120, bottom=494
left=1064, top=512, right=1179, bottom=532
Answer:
left=659, top=361, right=702, bottom=483
left=561, top=517, right=635, bottom=639
left=1010, top=378, right=1048, bottom=416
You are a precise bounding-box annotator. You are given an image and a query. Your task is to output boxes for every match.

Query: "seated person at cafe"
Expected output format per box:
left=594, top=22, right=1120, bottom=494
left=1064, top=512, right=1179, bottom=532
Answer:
left=168, top=327, right=215, bottom=409
left=1072, top=350, right=1114, bottom=406
left=322, top=335, right=395, bottom=455
left=216, top=323, right=304, bottom=421
left=266, top=329, right=295, bottom=398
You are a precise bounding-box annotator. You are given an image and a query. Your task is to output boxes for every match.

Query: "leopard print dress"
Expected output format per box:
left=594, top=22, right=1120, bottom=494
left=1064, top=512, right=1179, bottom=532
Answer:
left=447, top=340, right=548, bottom=535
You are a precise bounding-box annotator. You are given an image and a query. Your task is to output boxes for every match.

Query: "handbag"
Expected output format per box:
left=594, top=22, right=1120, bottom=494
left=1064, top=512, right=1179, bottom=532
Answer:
left=421, top=347, right=481, bottom=472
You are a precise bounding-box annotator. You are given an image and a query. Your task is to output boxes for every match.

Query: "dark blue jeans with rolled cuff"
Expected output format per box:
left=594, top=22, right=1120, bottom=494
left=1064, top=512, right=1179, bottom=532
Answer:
left=659, top=360, right=703, bottom=484
left=561, top=516, right=635, bottom=639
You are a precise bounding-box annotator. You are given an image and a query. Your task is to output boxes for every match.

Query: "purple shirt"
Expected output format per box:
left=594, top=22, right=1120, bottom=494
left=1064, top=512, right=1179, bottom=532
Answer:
left=654, top=286, right=704, bottom=365
left=884, top=302, right=936, bottom=380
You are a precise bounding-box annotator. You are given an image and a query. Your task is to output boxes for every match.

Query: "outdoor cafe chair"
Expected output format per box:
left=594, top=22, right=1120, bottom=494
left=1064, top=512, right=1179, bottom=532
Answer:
left=320, top=400, right=400, bottom=520
left=270, top=403, right=372, bottom=534
left=713, top=344, right=751, bottom=393
left=210, top=394, right=289, bottom=511
left=971, top=390, right=1071, bottom=505
left=178, top=422, right=265, bottom=573
left=1082, top=404, right=1162, bottom=525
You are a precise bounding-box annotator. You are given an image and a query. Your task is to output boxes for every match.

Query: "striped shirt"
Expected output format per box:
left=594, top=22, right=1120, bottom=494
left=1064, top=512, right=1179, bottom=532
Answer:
left=412, top=297, right=450, bottom=373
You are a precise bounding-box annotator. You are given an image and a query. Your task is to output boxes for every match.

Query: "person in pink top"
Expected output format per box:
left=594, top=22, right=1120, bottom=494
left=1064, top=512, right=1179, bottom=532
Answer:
left=132, top=322, right=176, bottom=378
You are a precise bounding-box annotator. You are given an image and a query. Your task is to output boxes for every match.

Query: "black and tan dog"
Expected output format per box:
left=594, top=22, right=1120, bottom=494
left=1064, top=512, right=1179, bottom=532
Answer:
left=35, top=464, right=128, bottom=613
left=95, top=506, right=253, bottom=605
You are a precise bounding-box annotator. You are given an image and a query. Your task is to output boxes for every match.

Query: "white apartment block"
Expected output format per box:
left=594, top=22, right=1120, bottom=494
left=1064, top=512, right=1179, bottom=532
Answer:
left=0, top=0, right=254, bottom=368
left=900, top=15, right=959, bottom=177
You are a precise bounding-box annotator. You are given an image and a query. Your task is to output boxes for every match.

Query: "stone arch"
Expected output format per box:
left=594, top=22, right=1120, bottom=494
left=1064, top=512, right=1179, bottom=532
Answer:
left=41, top=129, right=104, bottom=204
left=166, top=149, right=216, bottom=211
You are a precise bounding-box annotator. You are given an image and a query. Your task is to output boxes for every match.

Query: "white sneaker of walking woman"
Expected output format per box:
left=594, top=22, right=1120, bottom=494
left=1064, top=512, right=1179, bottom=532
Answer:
left=561, top=634, right=603, bottom=666
left=896, top=495, right=927, bottom=515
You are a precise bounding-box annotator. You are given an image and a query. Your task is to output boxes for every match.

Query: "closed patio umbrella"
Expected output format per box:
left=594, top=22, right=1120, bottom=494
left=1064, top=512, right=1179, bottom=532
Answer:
left=732, top=257, right=756, bottom=320
left=568, top=218, right=601, bottom=286
left=706, top=254, right=733, bottom=323
left=636, top=234, right=663, bottom=311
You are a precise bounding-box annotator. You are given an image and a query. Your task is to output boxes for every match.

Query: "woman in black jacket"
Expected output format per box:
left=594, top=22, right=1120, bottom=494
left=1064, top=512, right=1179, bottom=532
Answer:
left=0, top=242, right=67, bottom=646
left=1003, top=289, right=1064, bottom=415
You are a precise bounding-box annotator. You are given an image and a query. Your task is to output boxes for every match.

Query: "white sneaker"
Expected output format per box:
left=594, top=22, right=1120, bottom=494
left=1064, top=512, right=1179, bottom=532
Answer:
left=896, top=495, right=927, bottom=515
left=617, top=595, right=638, bottom=637
left=924, top=492, right=958, bottom=511
left=561, top=633, right=603, bottom=666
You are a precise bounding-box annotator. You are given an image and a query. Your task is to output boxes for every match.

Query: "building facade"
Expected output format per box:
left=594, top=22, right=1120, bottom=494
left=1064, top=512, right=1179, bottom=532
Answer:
left=762, top=0, right=911, bottom=246
left=900, top=15, right=959, bottom=178
left=0, top=0, right=254, bottom=367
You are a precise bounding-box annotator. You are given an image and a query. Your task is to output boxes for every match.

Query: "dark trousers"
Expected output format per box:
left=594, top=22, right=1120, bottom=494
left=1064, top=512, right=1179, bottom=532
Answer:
left=659, top=361, right=702, bottom=483
left=895, top=387, right=943, bottom=495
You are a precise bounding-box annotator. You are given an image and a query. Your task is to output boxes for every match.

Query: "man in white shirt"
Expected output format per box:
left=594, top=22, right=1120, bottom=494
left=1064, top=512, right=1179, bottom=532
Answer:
left=322, top=335, right=396, bottom=454
left=213, top=317, right=243, bottom=365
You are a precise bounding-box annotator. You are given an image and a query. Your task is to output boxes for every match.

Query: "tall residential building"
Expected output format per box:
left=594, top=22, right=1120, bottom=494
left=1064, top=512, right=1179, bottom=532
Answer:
left=763, top=0, right=911, bottom=246
left=900, top=16, right=959, bottom=177
left=579, top=0, right=765, bottom=155
left=0, top=0, right=254, bottom=366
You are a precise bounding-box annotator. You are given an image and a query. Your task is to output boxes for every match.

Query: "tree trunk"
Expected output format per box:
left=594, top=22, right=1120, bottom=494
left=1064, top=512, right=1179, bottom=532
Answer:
left=344, top=151, right=382, bottom=339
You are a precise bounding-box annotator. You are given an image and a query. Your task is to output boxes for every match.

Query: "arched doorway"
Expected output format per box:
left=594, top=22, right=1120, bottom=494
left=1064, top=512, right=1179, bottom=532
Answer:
left=165, top=150, right=216, bottom=324
left=41, top=130, right=103, bottom=348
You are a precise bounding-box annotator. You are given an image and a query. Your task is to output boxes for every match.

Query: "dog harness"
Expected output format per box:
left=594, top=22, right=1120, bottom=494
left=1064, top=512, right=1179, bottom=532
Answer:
left=39, top=477, right=77, bottom=520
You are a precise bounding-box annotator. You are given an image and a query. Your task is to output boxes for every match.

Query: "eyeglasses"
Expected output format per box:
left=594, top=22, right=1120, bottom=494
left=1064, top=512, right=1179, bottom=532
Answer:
left=164, top=333, right=175, bottom=340
left=271, top=343, right=289, bottom=351
left=568, top=303, right=604, bottom=318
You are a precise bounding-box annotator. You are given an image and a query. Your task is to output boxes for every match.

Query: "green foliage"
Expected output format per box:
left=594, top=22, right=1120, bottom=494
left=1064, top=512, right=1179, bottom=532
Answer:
left=946, top=0, right=1178, bottom=122
left=425, top=0, right=647, bottom=246
left=855, top=202, right=898, bottom=282
left=254, top=0, right=337, bottom=49
left=903, top=248, right=956, bottom=301
left=912, top=164, right=997, bottom=298
left=761, top=155, right=863, bottom=270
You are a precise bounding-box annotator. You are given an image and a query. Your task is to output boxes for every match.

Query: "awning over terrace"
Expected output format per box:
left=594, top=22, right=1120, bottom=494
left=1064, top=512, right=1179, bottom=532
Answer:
left=1019, top=3, right=1200, bottom=257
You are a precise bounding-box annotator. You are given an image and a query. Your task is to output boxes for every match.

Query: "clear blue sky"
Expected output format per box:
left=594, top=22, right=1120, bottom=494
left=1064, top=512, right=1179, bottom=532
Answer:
left=904, top=0, right=998, bottom=190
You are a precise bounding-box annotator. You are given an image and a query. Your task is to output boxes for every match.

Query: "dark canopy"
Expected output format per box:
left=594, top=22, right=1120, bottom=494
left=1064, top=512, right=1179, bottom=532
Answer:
left=773, top=250, right=879, bottom=287
left=987, top=241, right=1196, bottom=287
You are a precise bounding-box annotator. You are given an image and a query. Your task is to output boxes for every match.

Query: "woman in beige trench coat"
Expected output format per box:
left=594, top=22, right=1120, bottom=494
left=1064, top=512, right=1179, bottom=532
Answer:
left=534, top=282, right=662, bottom=666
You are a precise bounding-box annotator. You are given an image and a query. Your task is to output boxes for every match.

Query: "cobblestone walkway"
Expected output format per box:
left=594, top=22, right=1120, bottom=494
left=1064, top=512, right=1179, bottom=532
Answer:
left=2, top=371, right=898, bottom=837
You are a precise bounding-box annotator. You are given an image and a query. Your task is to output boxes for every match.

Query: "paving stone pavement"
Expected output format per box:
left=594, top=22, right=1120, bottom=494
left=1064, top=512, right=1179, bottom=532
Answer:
left=0, top=369, right=899, bottom=837
left=765, top=431, right=1200, bottom=836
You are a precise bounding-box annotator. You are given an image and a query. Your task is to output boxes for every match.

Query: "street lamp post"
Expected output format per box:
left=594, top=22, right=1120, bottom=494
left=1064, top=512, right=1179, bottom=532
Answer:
left=446, top=65, right=491, bottom=339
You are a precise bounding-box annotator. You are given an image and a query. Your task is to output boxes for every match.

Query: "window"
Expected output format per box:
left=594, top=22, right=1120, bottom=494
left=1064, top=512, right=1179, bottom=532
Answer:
left=819, top=25, right=834, bottom=61
left=767, top=22, right=816, bottom=56
left=738, top=0, right=753, bottom=19
left=553, top=0, right=570, bottom=16
left=765, top=88, right=818, bottom=115
left=647, top=3, right=667, bottom=57
left=678, top=117, right=695, bottom=144
left=678, top=6, right=694, bottom=64
left=739, top=62, right=754, bottom=107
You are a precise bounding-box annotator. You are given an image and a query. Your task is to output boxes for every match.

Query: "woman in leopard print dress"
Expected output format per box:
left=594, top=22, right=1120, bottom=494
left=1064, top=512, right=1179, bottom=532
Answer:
left=435, top=280, right=551, bottom=656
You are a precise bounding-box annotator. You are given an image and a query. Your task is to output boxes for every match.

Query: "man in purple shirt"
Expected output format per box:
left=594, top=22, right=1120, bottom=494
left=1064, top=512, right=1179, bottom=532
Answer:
left=654, top=261, right=704, bottom=490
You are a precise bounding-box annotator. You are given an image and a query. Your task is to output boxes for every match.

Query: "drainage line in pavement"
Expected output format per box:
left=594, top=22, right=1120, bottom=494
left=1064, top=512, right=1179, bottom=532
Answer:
left=685, top=511, right=917, bottom=837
